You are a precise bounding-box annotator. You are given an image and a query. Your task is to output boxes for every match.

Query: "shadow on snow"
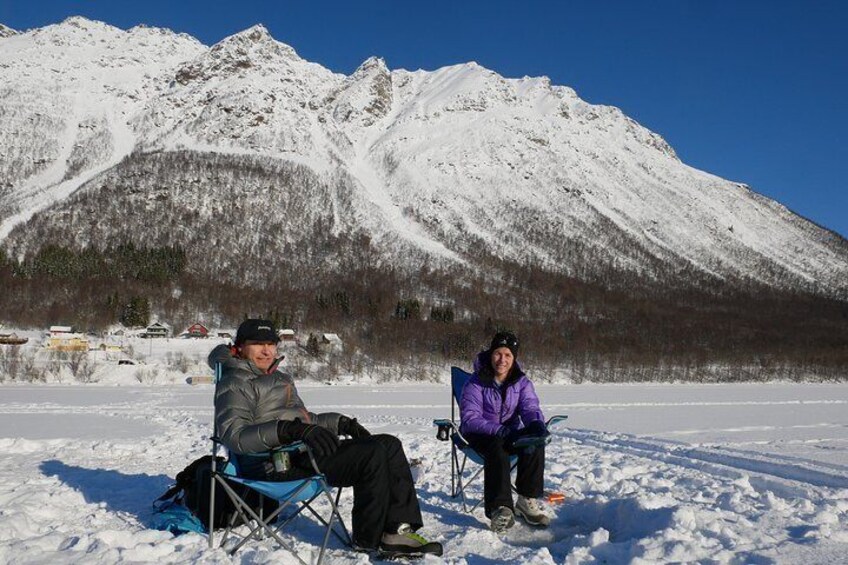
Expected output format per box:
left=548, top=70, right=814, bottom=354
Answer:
left=418, top=477, right=678, bottom=563
left=39, top=459, right=172, bottom=525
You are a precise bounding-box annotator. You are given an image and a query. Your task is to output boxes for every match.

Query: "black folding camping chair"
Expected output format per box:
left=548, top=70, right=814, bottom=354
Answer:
left=433, top=366, right=568, bottom=512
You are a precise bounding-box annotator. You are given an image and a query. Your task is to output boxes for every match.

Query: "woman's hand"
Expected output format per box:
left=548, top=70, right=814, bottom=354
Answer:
left=523, top=420, right=549, bottom=438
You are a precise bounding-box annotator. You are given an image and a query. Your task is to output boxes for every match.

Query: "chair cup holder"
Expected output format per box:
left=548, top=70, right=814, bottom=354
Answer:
left=436, top=424, right=452, bottom=441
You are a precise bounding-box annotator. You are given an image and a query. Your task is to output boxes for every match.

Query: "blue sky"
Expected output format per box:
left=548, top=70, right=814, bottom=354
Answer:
left=2, top=1, right=846, bottom=237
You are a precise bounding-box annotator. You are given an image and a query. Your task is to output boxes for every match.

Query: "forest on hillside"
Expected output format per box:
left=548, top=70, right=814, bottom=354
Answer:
left=1, top=241, right=846, bottom=382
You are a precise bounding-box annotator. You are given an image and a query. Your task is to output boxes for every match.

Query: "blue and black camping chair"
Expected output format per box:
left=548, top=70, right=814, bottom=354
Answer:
left=433, top=366, right=568, bottom=512
left=208, top=365, right=351, bottom=565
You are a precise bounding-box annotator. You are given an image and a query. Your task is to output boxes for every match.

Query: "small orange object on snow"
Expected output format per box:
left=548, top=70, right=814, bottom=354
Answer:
left=545, top=492, right=566, bottom=504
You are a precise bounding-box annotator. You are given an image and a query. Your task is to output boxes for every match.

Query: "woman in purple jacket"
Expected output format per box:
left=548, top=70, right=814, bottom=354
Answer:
left=459, top=331, right=551, bottom=532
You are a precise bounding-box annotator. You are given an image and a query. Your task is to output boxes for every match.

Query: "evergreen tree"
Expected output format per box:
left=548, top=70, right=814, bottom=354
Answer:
left=120, top=296, right=150, bottom=328
left=430, top=305, right=455, bottom=323
left=394, top=298, right=421, bottom=321
left=306, top=333, right=320, bottom=356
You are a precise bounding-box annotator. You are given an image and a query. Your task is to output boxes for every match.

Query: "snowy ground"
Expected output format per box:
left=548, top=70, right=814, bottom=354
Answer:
left=1, top=379, right=847, bottom=564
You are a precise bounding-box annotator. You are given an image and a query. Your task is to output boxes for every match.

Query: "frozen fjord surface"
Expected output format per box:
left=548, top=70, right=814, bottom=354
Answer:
left=0, top=382, right=846, bottom=564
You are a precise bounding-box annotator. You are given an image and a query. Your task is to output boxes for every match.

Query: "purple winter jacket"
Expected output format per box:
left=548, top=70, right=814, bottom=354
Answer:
left=459, top=350, right=545, bottom=437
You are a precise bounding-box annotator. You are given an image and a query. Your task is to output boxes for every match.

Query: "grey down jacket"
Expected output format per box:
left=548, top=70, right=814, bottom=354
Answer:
left=208, top=344, right=342, bottom=455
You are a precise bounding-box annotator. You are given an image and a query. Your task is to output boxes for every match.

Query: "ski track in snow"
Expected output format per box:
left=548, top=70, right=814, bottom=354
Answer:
left=0, top=384, right=847, bottom=564
left=559, top=428, right=848, bottom=492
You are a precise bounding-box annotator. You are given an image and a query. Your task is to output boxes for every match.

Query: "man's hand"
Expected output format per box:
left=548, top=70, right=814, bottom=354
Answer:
left=338, top=416, right=371, bottom=439
left=301, top=426, right=341, bottom=458
left=278, top=420, right=340, bottom=459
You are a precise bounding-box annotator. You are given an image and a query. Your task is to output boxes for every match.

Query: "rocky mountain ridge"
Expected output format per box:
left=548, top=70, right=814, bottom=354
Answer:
left=1, top=17, right=846, bottom=298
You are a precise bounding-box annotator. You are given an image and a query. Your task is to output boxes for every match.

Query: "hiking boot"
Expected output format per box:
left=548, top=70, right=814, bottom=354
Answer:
left=489, top=506, right=515, bottom=533
left=515, top=495, right=551, bottom=527
left=379, top=523, right=443, bottom=557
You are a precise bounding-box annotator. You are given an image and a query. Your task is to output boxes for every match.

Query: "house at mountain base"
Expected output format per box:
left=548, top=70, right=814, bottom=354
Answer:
left=279, top=328, right=296, bottom=345
left=143, top=322, right=170, bottom=338
left=0, top=332, right=28, bottom=345
left=47, top=333, right=89, bottom=352
left=186, top=323, right=209, bottom=338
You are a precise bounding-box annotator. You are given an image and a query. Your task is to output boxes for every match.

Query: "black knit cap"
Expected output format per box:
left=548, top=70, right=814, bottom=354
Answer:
left=489, top=331, right=519, bottom=357
left=235, top=318, right=280, bottom=345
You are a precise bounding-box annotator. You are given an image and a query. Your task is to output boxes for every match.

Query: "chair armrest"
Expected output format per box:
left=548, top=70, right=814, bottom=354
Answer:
left=512, top=436, right=550, bottom=449
left=433, top=419, right=457, bottom=441
left=510, top=416, right=567, bottom=450
left=452, top=428, right=473, bottom=449
left=432, top=418, right=476, bottom=448
left=546, top=415, right=568, bottom=429
left=273, top=441, right=307, bottom=454
left=230, top=442, right=308, bottom=459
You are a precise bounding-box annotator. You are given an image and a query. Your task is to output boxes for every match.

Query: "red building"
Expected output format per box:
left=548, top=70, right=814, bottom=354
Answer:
left=186, top=323, right=209, bottom=338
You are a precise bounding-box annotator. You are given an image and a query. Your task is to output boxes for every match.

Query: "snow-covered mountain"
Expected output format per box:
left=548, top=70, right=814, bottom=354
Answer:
left=1, top=17, right=846, bottom=295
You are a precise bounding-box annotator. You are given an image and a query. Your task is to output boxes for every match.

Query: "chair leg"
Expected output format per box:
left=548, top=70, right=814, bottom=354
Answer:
left=466, top=466, right=486, bottom=513
left=257, top=492, right=265, bottom=540
left=219, top=482, right=258, bottom=549
left=332, top=487, right=352, bottom=547
left=219, top=497, right=242, bottom=549
left=451, top=447, right=463, bottom=498
left=211, top=475, right=349, bottom=565
left=217, top=478, right=312, bottom=565
left=316, top=480, right=339, bottom=565
left=275, top=491, right=316, bottom=531
left=287, top=483, right=350, bottom=565
left=509, top=459, right=520, bottom=494
left=453, top=452, right=497, bottom=513
left=208, top=475, right=215, bottom=549
left=225, top=483, right=350, bottom=565
left=457, top=454, right=471, bottom=512
left=300, top=488, right=352, bottom=548
left=451, top=443, right=456, bottom=498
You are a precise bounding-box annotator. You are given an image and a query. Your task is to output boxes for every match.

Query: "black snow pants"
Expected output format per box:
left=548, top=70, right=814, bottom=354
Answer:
left=306, top=434, right=424, bottom=549
left=465, top=433, right=545, bottom=518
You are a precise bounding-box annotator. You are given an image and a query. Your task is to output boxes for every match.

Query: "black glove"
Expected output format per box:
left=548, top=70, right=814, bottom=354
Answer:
left=338, top=416, right=371, bottom=439
left=277, top=420, right=340, bottom=459
left=523, top=420, right=549, bottom=438
left=496, top=426, right=521, bottom=447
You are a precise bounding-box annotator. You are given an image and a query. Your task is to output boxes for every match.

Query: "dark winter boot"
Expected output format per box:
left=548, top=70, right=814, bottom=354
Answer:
left=490, top=506, right=516, bottom=533
left=379, top=523, right=443, bottom=557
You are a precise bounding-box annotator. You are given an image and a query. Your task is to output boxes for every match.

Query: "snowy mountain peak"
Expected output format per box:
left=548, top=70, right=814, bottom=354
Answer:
left=322, top=55, right=393, bottom=129
left=127, top=23, right=203, bottom=46
left=222, top=23, right=274, bottom=44
left=213, top=23, right=298, bottom=59
left=52, top=15, right=123, bottom=37
left=4, top=16, right=200, bottom=56
left=0, top=23, right=17, bottom=38
left=174, top=23, right=301, bottom=84
left=59, top=16, right=98, bottom=29
left=355, top=56, right=389, bottom=75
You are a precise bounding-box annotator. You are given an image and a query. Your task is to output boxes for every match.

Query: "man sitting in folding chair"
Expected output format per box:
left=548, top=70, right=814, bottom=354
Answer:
left=460, top=331, right=559, bottom=533
left=211, top=319, right=442, bottom=558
